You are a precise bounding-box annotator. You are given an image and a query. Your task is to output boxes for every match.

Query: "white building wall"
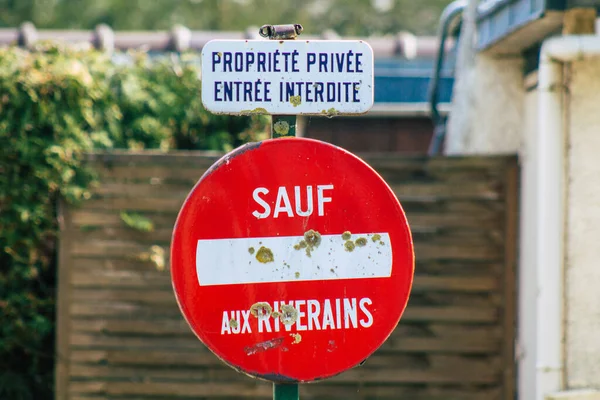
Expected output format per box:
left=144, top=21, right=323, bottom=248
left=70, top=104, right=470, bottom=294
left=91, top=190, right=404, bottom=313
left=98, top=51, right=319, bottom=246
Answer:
left=445, top=54, right=525, bottom=154
left=444, top=0, right=525, bottom=155
left=520, top=87, right=539, bottom=400
left=448, top=48, right=600, bottom=400
left=445, top=2, right=539, bottom=397
left=565, top=57, right=600, bottom=390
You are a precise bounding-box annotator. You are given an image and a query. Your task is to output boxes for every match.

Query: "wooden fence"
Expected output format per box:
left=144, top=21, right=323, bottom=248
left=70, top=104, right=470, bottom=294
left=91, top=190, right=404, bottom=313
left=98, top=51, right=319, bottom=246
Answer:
left=56, top=151, right=518, bottom=400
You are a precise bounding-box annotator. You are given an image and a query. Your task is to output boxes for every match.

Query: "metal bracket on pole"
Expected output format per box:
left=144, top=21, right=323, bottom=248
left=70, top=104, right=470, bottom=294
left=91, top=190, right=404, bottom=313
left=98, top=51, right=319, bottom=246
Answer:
left=261, top=24, right=303, bottom=140
left=259, top=24, right=303, bottom=40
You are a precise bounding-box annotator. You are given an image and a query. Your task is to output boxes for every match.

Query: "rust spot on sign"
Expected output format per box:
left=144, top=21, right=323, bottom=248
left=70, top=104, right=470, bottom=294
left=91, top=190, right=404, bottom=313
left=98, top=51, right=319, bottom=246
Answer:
left=239, top=107, right=269, bottom=116
left=321, top=108, right=339, bottom=117
left=255, top=246, right=274, bottom=263
left=355, top=237, right=367, bottom=247
left=250, top=302, right=273, bottom=318
left=293, top=240, right=307, bottom=250
left=304, top=230, right=321, bottom=247
left=273, top=120, right=290, bottom=136
left=304, top=229, right=322, bottom=257
left=293, top=230, right=321, bottom=257
left=245, top=337, right=285, bottom=355
left=290, top=333, right=302, bottom=344
left=279, top=304, right=298, bottom=325
left=344, top=240, right=356, bottom=252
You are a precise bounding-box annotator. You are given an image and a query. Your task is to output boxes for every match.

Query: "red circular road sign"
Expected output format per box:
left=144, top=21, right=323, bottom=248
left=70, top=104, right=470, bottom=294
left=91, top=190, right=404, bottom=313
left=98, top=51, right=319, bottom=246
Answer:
left=171, top=137, right=413, bottom=383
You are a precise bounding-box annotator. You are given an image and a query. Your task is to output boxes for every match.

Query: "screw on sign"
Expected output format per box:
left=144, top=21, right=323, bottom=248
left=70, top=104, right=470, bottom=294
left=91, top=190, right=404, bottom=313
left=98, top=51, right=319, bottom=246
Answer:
left=170, top=138, right=415, bottom=382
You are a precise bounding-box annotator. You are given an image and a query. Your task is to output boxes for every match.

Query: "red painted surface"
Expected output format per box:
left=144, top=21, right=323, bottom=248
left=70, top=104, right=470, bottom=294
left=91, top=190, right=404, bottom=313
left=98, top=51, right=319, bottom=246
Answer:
left=171, top=137, right=414, bottom=382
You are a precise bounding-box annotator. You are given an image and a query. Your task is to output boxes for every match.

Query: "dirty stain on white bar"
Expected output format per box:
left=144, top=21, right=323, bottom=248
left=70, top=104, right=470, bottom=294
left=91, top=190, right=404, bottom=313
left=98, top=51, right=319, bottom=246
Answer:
left=196, top=233, right=391, bottom=286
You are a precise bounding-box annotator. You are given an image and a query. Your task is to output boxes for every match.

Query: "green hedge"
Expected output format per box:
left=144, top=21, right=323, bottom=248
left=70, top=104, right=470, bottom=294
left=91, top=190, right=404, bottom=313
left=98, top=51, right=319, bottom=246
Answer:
left=0, top=42, right=268, bottom=399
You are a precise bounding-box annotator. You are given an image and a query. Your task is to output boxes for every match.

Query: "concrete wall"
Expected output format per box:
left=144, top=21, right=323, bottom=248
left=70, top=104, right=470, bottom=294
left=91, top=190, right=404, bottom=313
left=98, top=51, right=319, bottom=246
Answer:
left=444, top=0, right=525, bottom=154
left=448, top=51, right=600, bottom=399
left=565, top=57, right=600, bottom=390
left=548, top=391, right=600, bottom=400
left=445, top=54, right=524, bottom=154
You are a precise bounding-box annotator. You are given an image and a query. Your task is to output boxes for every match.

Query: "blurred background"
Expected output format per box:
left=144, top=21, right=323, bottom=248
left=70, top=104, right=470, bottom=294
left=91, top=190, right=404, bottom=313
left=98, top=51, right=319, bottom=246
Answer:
left=0, top=0, right=458, bottom=154
left=0, top=0, right=450, bottom=35
left=1, top=1, right=496, bottom=400
left=4, top=0, right=600, bottom=399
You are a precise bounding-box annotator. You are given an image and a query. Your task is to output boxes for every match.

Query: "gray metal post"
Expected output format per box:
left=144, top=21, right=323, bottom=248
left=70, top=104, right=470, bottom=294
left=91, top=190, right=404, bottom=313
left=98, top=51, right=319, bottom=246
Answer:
left=259, top=24, right=303, bottom=140
left=260, top=23, right=303, bottom=400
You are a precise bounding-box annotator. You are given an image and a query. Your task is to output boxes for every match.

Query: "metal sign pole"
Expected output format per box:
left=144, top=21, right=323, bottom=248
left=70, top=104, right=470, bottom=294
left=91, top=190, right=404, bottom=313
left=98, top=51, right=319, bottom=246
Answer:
left=259, top=23, right=303, bottom=400
left=273, top=383, right=299, bottom=400
left=259, top=24, right=303, bottom=139
left=272, top=115, right=296, bottom=138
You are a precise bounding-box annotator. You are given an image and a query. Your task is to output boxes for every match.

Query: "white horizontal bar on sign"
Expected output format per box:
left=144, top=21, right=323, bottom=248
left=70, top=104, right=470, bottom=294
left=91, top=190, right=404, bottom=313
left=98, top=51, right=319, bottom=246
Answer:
left=196, top=232, right=392, bottom=286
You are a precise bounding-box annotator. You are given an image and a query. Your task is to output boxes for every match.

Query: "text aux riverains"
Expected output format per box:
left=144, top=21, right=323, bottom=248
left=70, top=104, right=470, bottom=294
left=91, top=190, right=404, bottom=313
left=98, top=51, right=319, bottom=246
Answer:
left=201, top=40, right=374, bottom=115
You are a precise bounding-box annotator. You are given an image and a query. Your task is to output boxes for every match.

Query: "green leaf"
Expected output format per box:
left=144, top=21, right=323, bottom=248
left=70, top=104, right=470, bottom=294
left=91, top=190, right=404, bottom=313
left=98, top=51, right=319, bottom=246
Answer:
left=120, top=212, right=154, bottom=232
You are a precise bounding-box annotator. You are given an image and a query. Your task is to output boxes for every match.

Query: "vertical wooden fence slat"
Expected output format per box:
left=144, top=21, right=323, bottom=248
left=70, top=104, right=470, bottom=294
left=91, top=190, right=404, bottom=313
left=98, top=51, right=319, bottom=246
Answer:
left=502, top=158, right=519, bottom=400
left=56, top=199, right=73, bottom=400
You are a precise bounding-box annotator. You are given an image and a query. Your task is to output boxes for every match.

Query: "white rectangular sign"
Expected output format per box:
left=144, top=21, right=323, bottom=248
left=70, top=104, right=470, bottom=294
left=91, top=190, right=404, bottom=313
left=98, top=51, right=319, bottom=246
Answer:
left=196, top=232, right=391, bottom=286
left=201, top=40, right=374, bottom=116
